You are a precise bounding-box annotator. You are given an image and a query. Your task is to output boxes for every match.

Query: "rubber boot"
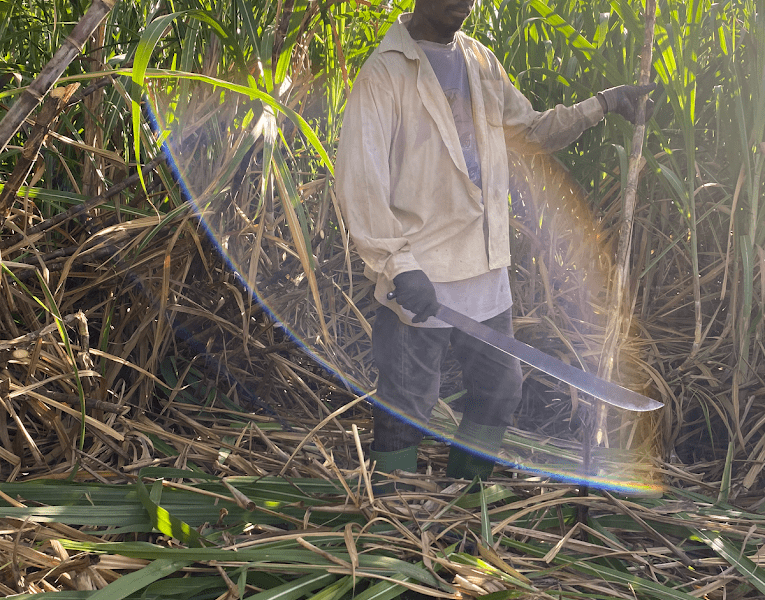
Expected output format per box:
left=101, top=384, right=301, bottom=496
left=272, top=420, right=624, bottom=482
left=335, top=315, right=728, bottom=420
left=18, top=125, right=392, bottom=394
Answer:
left=369, top=446, right=418, bottom=494
left=446, top=421, right=506, bottom=483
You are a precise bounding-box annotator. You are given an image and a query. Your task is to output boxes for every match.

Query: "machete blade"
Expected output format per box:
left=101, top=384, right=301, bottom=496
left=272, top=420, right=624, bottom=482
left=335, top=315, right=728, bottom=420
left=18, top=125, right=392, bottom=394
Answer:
left=435, top=305, right=663, bottom=412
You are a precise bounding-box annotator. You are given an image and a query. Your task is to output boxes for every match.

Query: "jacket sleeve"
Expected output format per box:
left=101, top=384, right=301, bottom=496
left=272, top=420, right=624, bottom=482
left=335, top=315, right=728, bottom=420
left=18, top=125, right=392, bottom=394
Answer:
left=501, top=75, right=604, bottom=154
left=335, top=73, right=421, bottom=280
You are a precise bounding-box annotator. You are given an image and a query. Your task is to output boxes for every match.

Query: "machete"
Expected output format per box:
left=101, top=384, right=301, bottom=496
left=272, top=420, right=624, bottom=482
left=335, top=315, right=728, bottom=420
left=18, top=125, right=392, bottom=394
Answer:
left=387, top=295, right=663, bottom=412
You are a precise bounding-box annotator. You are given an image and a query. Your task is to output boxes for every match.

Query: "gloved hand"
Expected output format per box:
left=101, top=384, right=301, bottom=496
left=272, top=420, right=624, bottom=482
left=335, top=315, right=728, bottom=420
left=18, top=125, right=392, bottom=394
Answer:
left=597, top=83, right=657, bottom=124
left=390, top=270, right=439, bottom=323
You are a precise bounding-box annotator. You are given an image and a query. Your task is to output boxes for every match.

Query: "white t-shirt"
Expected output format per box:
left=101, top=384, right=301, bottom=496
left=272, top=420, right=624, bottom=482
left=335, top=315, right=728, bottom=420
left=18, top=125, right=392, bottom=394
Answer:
left=380, top=38, right=512, bottom=328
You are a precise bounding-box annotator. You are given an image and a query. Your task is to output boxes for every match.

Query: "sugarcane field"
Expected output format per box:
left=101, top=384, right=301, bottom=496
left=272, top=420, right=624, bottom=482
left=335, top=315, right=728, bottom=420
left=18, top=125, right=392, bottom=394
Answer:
left=0, top=0, right=764, bottom=598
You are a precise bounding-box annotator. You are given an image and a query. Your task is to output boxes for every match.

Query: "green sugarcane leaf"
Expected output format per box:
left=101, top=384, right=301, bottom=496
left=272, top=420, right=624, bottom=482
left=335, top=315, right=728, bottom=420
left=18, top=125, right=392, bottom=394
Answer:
left=88, top=558, right=194, bottom=600
left=718, top=441, right=734, bottom=504
left=243, top=573, right=337, bottom=600
left=503, top=537, right=704, bottom=600
left=480, top=482, right=492, bottom=545
left=5, top=593, right=93, bottom=600
left=138, top=575, right=229, bottom=598
left=528, top=0, right=622, bottom=83
left=132, top=67, right=332, bottom=174
left=305, top=575, right=356, bottom=600
left=693, top=529, right=765, bottom=594
left=136, top=476, right=209, bottom=548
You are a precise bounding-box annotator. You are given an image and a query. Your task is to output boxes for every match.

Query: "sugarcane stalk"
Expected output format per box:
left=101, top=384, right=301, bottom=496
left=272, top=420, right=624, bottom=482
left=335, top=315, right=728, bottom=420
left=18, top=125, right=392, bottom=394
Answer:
left=599, top=0, right=657, bottom=384
left=0, top=0, right=118, bottom=154
left=589, top=0, right=657, bottom=454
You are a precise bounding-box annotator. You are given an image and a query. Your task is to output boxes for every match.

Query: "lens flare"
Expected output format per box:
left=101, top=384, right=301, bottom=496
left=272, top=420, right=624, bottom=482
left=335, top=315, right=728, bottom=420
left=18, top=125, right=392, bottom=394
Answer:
left=143, top=82, right=662, bottom=498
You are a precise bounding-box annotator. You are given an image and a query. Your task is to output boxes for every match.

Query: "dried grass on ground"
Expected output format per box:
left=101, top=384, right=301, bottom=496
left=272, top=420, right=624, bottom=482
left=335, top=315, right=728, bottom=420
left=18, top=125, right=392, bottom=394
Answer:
left=2, top=148, right=765, bottom=598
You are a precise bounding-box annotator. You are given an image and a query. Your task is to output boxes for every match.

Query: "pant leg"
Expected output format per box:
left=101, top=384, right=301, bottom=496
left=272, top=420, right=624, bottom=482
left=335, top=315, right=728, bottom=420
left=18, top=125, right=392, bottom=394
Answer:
left=450, top=308, right=523, bottom=428
left=372, top=305, right=451, bottom=452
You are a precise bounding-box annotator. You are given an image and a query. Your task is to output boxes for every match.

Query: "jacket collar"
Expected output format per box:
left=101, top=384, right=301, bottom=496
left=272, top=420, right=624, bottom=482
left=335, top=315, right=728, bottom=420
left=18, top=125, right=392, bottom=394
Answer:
left=378, top=14, right=420, bottom=59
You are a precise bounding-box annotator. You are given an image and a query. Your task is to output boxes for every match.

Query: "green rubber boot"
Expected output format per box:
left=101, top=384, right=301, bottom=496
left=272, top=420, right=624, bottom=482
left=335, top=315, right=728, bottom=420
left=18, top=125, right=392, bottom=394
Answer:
left=369, top=446, right=418, bottom=494
left=446, top=421, right=506, bottom=482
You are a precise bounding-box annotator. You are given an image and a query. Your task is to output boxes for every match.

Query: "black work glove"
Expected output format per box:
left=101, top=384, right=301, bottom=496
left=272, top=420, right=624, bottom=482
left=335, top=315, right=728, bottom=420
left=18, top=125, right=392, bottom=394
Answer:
left=597, top=83, right=657, bottom=124
left=390, top=270, right=439, bottom=323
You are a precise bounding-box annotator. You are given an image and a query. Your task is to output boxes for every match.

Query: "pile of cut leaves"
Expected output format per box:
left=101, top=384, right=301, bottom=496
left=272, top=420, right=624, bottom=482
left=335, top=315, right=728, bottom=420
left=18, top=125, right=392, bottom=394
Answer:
left=3, top=463, right=764, bottom=600
left=0, top=360, right=764, bottom=599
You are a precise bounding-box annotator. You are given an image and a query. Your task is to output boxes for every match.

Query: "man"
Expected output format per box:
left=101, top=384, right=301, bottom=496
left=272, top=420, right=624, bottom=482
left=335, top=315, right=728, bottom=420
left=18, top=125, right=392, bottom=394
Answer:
left=335, top=0, right=654, bottom=483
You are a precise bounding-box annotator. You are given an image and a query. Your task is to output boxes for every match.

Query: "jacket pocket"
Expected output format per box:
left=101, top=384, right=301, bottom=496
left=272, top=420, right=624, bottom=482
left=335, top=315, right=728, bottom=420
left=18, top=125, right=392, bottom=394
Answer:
left=481, top=79, right=504, bottom=127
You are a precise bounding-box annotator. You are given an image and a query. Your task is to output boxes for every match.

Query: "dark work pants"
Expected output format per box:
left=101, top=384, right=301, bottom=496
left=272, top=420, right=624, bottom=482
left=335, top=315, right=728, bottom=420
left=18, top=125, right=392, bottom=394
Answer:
left=371, top=305, right=523, bottom=452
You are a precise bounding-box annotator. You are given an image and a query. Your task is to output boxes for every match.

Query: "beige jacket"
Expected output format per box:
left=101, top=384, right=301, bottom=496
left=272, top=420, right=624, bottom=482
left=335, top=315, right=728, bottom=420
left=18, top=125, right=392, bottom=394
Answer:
left=335, top=14, right=604, bottom=301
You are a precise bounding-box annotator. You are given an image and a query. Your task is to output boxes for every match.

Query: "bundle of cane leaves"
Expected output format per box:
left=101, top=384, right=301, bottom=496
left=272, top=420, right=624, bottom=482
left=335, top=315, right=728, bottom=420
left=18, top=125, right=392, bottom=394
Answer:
left=3, top=465, right=765, bottom=599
